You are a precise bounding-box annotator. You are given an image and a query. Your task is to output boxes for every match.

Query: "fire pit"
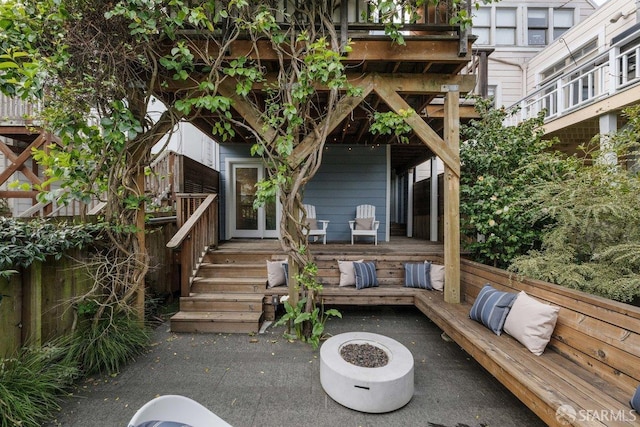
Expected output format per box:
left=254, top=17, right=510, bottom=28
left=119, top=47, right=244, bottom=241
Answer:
left=320, top=332, right=414, bottom=413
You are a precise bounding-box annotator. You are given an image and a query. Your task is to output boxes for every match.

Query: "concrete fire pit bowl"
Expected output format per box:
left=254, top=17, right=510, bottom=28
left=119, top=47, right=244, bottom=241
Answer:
left=320, top=332, right=414, bottom=413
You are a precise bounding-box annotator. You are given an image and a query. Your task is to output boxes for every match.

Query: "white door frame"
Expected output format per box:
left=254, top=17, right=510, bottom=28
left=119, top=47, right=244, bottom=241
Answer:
left=226, top=158, right=280, bottom=239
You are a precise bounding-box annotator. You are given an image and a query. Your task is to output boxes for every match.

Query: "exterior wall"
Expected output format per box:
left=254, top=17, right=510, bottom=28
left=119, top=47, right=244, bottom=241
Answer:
left=152, top=122, right=217, bottom=168
left=304, top=145, right=387, bottom=243
left=218, top=143, right=388, bottom=243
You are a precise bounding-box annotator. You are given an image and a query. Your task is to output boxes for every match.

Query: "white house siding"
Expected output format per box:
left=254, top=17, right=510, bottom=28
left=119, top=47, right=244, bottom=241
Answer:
left=472, top=0, right=598, bottom=107
left=524, top=0, right=638, bottom=94
left=485, top=49, right=540, bottom=107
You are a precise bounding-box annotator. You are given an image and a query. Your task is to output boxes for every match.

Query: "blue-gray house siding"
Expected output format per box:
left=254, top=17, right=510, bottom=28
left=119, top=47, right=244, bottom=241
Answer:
left=217, top=143, right=388, bottom=243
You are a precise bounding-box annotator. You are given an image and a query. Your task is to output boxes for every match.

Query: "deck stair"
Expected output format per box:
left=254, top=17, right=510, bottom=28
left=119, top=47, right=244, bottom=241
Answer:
left=170, top=247, right=276, bottom=334
left=170, top=238, right=444, bottom=334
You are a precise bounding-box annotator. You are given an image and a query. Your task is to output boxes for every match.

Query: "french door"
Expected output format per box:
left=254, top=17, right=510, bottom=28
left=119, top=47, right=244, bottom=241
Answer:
left=231, top=162, right=279, bottom=238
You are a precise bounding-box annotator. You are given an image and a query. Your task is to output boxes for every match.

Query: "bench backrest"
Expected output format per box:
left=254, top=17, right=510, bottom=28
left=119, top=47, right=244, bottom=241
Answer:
left=303, top=204, right=317, bottom=220
left=315, top=255, right=442, bottom=287
left=355, top=204, right=376, bottom=221
left=460, top=258, right=640, bottom=394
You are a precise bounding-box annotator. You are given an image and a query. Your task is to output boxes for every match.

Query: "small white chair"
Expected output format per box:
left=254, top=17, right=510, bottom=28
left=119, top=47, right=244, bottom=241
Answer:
left=349, top=204, right=380, bottom=245
left=127, top=395, right=232, bottom=427
left=303, top=204, right=329, bottom=244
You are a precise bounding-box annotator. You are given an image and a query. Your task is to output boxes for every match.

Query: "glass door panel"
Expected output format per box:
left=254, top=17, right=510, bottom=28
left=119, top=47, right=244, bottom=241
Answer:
left=231, top=163, right=279, bottom=238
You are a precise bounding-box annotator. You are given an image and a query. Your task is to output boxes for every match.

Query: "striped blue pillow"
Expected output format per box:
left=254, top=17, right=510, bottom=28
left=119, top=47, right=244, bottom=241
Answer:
left=404, top=262, right=432, bottom=289
left=469, top=284, right=517, bottom=335
left=632, top=385, right=640, bottom=411
left=353, top=262, right=378, bottom=290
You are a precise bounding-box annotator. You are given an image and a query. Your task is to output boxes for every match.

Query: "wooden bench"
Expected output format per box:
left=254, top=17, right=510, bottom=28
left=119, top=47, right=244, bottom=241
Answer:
left=262, top=256, right=640, bottom=426
left=262, top=254, right=441, bottom=318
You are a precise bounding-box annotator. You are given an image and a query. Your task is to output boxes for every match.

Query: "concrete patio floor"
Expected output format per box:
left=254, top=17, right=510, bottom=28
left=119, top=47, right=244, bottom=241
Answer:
left=45, top=306, right=545, bottom=427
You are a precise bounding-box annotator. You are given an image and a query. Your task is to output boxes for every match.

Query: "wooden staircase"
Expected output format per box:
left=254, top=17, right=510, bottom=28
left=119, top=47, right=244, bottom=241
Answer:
left=170, top=246, right=275, bottom=334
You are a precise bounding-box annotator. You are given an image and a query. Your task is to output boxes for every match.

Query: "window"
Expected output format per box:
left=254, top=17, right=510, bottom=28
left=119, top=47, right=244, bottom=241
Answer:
left=496, top=8, right=516, bottom=46
left=528, top=9, right=548, bottom=45
left=553, top=9, right=573, bottom=40
left=473, top=7, right=490, bottom=45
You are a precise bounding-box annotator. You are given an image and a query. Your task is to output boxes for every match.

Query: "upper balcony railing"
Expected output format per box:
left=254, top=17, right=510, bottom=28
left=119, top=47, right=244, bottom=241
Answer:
left=0, top=95, right=41, bottom=126
left=505, top=28, right=640, bottom=127
left=181, top=1, right=470, bottom=53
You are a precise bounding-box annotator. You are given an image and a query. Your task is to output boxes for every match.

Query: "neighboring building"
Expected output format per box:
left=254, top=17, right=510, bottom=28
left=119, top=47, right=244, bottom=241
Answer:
left=505, top=0, right=640, bottom=157
left=471, top=0, right=598, bottom=108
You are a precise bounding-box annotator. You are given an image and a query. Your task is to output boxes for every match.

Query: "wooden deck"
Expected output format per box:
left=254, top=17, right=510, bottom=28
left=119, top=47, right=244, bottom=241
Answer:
left=170, top=236, right=444, bottom=334
left=215, top=236, right=444, bottom=256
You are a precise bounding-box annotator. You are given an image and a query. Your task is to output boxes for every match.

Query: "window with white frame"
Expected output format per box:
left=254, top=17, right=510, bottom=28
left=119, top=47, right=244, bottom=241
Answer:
left=528, top=8, right=548, bottom=46
left=473, top=7, right=490, bottom=45
left=496, top=8, right=517, bottom=46
left=553, top=9, right=574, bottom=40
left=474, top=6, right=574, bottom=47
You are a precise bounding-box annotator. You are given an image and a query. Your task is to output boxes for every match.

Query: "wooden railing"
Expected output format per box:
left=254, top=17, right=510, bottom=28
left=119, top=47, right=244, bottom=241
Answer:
left=146, top=151, right=178, bottom=208
left=167, top=193, right=218, bottom=297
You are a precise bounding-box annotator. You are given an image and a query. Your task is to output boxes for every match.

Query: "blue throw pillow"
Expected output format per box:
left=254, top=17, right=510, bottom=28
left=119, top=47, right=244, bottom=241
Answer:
left=282, top=262, right=289, bottom=286
left=353, top=261, right=378, bottom=290
left=632, top=385, right=640, bottom=411
left=404, top=262, right=432, bottom=289
left=469, top=284, right=517, bottom=336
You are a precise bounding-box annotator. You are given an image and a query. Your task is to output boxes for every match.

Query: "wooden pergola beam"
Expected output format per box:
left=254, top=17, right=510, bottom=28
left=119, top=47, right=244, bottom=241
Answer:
left=291, top=74, right=375, bottom=166
left=216, top=79, right=277, bottom=144
left=373, top=74, right=460, bottom=177
left=161, top=73, right=476, bottom=94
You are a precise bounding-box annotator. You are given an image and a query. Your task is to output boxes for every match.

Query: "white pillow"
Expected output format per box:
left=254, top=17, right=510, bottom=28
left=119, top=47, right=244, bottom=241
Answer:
left=429, top=263, right=444, bottom=291
left=266, top=260, right=287, bottom=288
left=504, top=291, right=559, bottom=356
left=338, top=259, right=364, bottom=287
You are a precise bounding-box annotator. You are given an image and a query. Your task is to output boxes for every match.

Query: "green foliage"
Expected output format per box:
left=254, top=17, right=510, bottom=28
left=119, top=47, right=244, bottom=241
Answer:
left=0, top=340, right=78, bottom=427
left=460, top=98, right=560, bottom=268
left=370, top=109, right=415, bottom=143
left=275, top=296, right=341, bottom=350
left=0, top=217, right=103, bottom=278
left=509, top=122, right=640, bottom=302
left=65, top=312, right=150, bottom=375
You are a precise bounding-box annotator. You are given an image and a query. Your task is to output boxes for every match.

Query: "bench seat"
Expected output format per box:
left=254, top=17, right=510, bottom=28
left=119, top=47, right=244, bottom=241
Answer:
left=414, top=291, right=637, bottom=427
left=261, top=256, right=640, bottom=426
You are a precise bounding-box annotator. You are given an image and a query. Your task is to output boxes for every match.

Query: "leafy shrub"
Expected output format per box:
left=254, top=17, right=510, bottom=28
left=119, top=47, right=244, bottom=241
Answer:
left=0, top=341, right=77, bottom=427
left=65, top=312, right=150, bottom=375
left=509, top=138, right=640, bottom=302
left=0, top=217, right=103, bottom=278
left=460, top=98, right=562, bottom=268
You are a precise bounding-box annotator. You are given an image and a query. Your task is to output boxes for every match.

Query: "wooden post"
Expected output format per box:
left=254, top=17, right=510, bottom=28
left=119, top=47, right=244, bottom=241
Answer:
left=22, top=261, right=43, bottom=346
left=443, top=89, right=461, bottom=304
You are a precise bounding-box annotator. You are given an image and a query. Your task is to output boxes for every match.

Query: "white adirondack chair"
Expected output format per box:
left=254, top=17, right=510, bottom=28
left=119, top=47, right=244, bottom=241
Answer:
left=303, top=204, right=329, bottom=244
left=128, top=395, right=231, bottom=427
left=349, top=204, right=380, bottom=245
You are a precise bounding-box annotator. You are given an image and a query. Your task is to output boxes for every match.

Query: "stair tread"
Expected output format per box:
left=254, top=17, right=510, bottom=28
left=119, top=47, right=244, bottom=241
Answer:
left=201, top=263, right=266, bottom=268
left=171, top=311, right=262, bottom=322
left=184, top=293, right=264, bottom=301
left=193, top=277, right=266, bottom=284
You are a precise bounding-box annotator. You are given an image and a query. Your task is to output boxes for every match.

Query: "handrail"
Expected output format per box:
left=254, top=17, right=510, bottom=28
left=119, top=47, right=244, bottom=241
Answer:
left=167, top=193, right=218, bottom=297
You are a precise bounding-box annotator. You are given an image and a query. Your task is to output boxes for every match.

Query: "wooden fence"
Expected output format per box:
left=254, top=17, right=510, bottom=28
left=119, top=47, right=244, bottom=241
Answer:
left=0, top=220, right=178, bottom=358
